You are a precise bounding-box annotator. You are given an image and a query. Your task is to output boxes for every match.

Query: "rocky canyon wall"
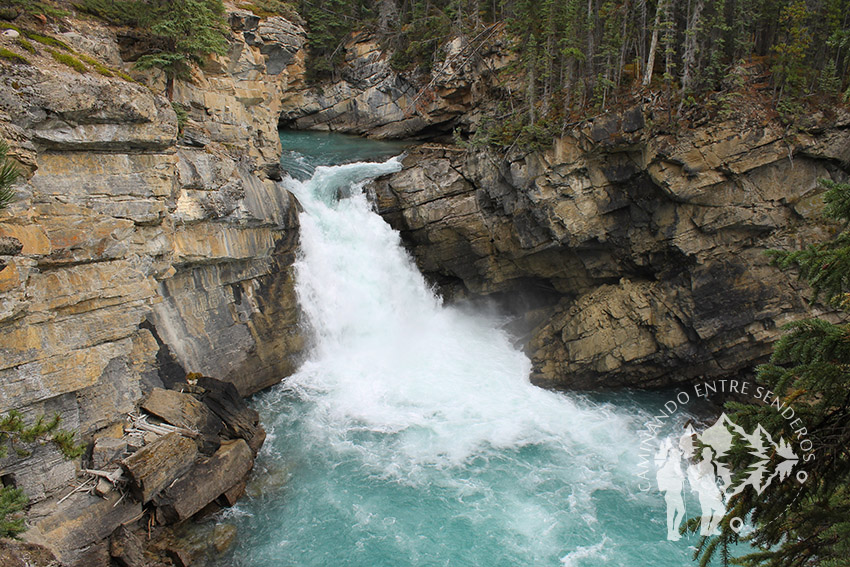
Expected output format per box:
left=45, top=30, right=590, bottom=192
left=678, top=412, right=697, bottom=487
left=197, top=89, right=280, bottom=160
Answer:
left=373, top=109, right=850, bottom=389
left=0, top=7, right=308, bottom=561
left=277, top=30, right=850, bottom=395
left=279, top=30, right=512, bottom=138
left=0, top=9, right=848, bottom=562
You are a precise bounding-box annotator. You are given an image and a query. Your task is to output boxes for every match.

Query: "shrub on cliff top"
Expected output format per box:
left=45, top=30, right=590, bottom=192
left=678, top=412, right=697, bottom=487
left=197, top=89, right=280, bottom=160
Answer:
left=76, top=0, right=229, bottom=98
left=74, top=0, right=145, bottom=26
left=238, top=0, right=298, bottom=20
left=2, top=0, right=69, bottom=20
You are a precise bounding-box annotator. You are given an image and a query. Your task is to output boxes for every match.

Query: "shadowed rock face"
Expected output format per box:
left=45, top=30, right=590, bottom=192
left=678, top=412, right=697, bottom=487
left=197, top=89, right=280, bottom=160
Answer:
left=0, top=9, right=306, bottom=514
left=372, top=108, right=850, bottom=389
left=280, top=32, right=513, bottom=139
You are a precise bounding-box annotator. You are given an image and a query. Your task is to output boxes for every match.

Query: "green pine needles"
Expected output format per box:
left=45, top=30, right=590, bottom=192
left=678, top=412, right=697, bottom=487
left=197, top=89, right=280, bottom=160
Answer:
left=0, top=141, right=19, bottom=211
left=0, top=485, right=27, bottom=539
left=0, top=411, right=85, bottom=539
left=80, top=0, right=230, bottom=98
left=133, top=0, right=229, bottom=98
left=0, top=411, right=85, bottom=462
left=690, top=178, right=850, bottom=567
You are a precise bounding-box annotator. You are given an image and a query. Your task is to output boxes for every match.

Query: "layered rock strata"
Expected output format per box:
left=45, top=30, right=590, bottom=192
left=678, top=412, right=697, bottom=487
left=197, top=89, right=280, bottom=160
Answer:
left=373, top=108, right=850, bottom=389
left=280, top=31, right=513, bottom=138
left=0, top=8, right=307, bottom=563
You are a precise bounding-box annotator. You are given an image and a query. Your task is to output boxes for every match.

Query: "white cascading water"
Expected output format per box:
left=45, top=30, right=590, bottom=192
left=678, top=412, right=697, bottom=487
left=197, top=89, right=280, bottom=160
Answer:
left=218, top=137, right=695, bottom=566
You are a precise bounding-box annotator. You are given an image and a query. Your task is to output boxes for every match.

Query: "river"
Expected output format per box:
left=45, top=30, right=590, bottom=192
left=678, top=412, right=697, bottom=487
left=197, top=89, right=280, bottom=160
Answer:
left=213, top=131, right=701, bottom=566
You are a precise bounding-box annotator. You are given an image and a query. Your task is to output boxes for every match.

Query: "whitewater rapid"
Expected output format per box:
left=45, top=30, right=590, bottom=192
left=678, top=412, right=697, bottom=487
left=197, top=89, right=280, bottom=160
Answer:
left=216, top=140, right=695, bottom=566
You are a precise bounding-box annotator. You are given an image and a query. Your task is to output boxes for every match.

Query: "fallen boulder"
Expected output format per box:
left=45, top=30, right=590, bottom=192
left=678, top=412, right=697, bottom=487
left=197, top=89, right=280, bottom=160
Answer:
left=141, top=388, right=224, bottom=454
left=22, top=492, right=141, bottom=565
left=109, top=525, right=146, bottom=567
left=120, top=432, right=197, bottom=503
left=154, top=439, right=253, bottom=524
left=91, top=436, right=128, bottom=469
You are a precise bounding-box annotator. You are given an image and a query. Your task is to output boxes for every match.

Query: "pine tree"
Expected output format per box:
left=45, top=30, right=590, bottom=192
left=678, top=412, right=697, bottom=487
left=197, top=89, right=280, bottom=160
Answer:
left=771, top=0, right=813, bottom=100
left=298, top=0, right=374, bottom=80
left=0, top=486, right=27, bottom=538
left=134, top=0, right=230, bottom=99
left=691, top=178, right=850, bottom=567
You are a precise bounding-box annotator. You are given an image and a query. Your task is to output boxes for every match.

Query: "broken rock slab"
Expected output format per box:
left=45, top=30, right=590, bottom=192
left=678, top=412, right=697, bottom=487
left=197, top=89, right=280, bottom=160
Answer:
left=120, top=432, right=197, bottom=503
left=109, top=525, right=146, bottom=567
left=141, top=387, right=224, bottom=438
left=154, top=439, right=253, bottom=524
left=141, top=387, right=224, bottom=454
left=194, top=376, right=264, bottom=453
left=22, top=491, right=141, bottom=566
left=91, top=436, right=128, bottom=469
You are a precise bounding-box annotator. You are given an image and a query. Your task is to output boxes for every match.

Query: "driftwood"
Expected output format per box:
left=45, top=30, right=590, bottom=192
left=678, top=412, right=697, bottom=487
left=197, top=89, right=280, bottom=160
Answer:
left=140, top=389, right=222, bottom=438
left=82, top=468, right=125, bottom=484
left=57, top=477, right=97, bottom=505
left=126, top=412, right=200, bottom=439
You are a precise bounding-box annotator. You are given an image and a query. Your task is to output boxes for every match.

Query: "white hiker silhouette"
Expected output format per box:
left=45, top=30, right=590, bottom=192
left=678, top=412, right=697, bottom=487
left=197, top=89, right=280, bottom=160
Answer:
left=655, top=438, right=686, bottom=541
left=654, top=416, right=803, bottom=542
left=687, top=446, right=725, bottom=535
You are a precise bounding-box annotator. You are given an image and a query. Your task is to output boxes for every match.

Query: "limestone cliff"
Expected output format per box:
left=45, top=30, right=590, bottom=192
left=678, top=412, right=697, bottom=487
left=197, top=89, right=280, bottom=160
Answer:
left=0, top=6, right=307, bottom=559
left=373, top=108, right=850, bottom=389
left=280, top=30, right=511, bottom=138
left=277, top=32, right=850, bottom=393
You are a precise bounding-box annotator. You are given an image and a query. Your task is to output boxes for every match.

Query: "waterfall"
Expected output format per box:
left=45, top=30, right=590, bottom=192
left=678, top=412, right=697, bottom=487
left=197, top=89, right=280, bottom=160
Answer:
left=217, top=137, right=695, bottom=566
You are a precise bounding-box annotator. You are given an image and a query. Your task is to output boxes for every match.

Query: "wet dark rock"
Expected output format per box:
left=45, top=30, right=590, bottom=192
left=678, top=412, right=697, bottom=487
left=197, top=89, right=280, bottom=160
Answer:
left=165, top=546, right=194, bottom=567
left=194, top=377, right=263, bottom=454
left=218, top=478, right=247, bottom=507
left=212, top=524, right=238, bottom=554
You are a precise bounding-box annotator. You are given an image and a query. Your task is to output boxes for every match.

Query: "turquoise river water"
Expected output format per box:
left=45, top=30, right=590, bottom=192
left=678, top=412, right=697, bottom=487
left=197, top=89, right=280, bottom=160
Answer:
left=213, top=131, right=708, bottom=566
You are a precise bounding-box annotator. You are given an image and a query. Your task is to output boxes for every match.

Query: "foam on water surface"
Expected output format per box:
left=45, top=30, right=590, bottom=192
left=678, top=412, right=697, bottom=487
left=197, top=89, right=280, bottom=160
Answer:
left=214, top=132, right=700, bottom=566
